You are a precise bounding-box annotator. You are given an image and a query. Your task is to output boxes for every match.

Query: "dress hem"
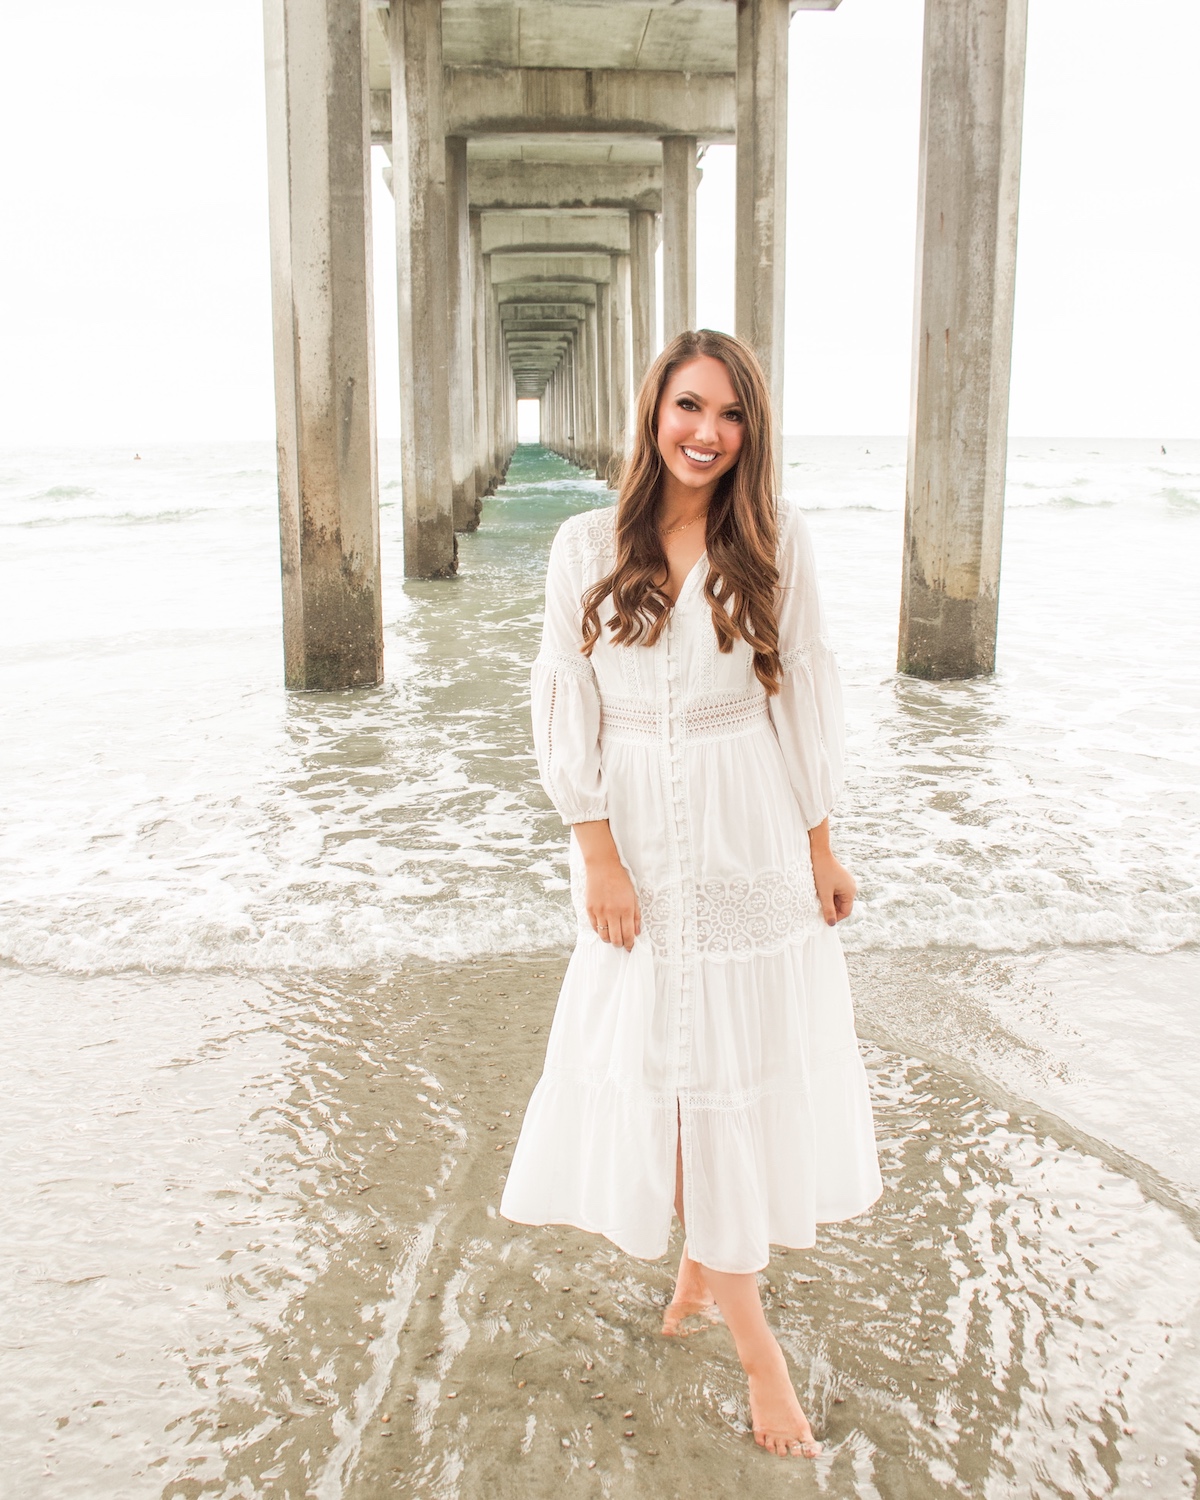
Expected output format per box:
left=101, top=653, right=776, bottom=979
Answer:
left=499, top=1181, right=884, bottom=1277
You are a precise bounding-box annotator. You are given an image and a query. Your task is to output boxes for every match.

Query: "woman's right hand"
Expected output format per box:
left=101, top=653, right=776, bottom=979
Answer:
left=573, top=820, right=642, bottom=951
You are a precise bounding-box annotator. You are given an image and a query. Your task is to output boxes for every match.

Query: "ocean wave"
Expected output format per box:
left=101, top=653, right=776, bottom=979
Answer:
left=4, top=504, right=265, bottom=530
left=27, top=484, right=97, bottom=501
left=2, top=873, right=1195, bottom=979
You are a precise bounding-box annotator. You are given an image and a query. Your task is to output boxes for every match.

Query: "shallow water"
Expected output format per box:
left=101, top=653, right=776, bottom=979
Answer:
left=2, top=438, right=1199, bottom=1494
left=6, top=962, right=1199, bottom=1498
left=2, top=439, right=1198, bottom=977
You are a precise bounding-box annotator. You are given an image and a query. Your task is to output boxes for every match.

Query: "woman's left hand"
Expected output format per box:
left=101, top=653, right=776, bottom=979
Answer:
left=808, top=820, right=856, bottom=926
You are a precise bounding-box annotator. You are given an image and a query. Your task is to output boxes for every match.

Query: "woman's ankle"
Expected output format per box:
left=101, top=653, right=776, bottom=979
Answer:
left=737, top=1330, right=788, bottom=1380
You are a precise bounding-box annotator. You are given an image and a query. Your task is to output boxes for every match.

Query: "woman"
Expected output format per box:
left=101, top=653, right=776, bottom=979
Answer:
left=500, top=330, right=882, bottom=1459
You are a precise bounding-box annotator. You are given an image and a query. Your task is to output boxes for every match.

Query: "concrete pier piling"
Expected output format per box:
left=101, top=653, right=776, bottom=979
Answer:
left=899, top=0, right=1028, bottom=679
left=662, top=136, right=699, bottom=345
left=262, top=0, right=383, bottom=691
left=387, top=0, right=457, bottom=579
left=736, top=0, right=790, bottom=486
left=262, top=0, right=1026, bottom=685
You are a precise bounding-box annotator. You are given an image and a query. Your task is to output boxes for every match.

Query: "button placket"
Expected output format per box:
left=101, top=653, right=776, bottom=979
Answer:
left=663, top=616, right=698, bottom=1226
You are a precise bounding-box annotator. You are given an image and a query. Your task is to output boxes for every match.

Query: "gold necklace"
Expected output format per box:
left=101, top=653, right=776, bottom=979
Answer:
left=660, top=510, right=707, bottom=537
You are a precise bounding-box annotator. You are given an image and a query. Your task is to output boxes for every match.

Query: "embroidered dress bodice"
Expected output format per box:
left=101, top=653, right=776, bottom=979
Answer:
left=500, top=502, right=881, bottom=1273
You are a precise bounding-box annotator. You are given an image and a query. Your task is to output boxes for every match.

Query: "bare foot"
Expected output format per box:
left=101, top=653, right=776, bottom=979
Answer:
left=662, top=1244, right=719, bottom=1337
left=747, top=1344, right=821, bottom=1458
left=661, top=1297, right=721, bottom=1337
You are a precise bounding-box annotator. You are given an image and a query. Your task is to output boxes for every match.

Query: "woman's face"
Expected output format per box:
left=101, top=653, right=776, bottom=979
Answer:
left=654, top=355, right=745, bottom=494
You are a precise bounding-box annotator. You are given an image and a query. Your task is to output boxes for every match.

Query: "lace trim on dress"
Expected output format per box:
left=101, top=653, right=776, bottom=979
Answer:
left=536, top=646, right=595, bottom=682
left=556, top=506, right=617, bottom=570
left=633, top=860, right=823, bottom=960
left=683, top=693, right=768, bottom=741
left=779, top=636, right=834, bottom=675
left=599, top=691, right=769, bottom=744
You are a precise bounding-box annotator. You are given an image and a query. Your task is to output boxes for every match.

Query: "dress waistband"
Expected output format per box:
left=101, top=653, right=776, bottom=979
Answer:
left=600, top=692, right=770, bottom=744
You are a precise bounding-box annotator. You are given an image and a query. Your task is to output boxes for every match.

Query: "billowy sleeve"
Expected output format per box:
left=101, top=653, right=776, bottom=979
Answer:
left=766, top=505, right=845, bottom=829
left=529, top=524, right=608, bottom=825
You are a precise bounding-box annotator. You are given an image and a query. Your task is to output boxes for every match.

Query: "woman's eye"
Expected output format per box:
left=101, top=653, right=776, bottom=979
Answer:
left=678, top=398, right=698, bottom=411
left=723, top=410, right=743, bottom=423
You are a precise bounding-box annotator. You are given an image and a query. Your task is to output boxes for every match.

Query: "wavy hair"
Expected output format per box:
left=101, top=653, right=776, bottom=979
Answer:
left=580, top=329, right=782, bottom=693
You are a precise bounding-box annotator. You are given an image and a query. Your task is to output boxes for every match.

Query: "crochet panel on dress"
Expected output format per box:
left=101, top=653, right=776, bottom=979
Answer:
left=598, top=692, right=768, bottom=744
left=779, top=636, right=836, bottom=675
left=557, top=506, right=618, bottom=572
left=570, top=860, right=824, bottom=960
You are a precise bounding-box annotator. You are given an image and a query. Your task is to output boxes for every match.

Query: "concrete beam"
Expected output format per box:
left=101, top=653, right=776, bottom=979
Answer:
left=263, top=0, right=382, bottom=691
left=448, top=67, right=735, bottom=138
left=372, top=68, right=735, bottom=142
left=500, top=303, right=590, bottom=321
left=468, top=161, right=662, bottom=212
left=480, top=210, right=631, bottom=257
left=497, top=282, right=598, bottom=304
left=490, top=253, right=612, bottom=285
left=899, top=0, right=1029, bottom=680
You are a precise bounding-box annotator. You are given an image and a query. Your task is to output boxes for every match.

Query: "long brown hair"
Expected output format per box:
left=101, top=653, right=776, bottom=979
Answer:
left=580, top=329, right=782, bottom=694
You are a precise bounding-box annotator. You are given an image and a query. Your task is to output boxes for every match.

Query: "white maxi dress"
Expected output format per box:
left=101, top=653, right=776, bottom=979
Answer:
left=500, top=501, right=882, bottom=1274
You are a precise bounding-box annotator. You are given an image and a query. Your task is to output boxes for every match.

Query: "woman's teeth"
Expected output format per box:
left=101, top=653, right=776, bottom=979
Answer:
left=682, top=447, right=716, bottom=464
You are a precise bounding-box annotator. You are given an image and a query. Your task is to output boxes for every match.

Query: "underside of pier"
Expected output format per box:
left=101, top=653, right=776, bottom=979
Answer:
left=263, top=0, right=1028, bottom=687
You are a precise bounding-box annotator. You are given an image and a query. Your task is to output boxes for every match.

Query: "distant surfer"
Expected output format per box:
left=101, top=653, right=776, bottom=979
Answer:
left=134, top=453, right=142, bottom=461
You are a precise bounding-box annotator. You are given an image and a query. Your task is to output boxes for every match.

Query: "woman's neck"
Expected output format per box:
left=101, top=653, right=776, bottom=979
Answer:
left=658, top=470, right=717, bottom=531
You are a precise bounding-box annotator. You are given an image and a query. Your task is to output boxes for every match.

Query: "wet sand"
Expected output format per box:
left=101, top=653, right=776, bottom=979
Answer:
left=4, top=953, right=1200, bottom=1498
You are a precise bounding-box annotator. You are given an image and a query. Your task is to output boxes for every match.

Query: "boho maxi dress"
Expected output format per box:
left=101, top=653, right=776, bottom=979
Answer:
left=499, top=500, right=882, bottom=1274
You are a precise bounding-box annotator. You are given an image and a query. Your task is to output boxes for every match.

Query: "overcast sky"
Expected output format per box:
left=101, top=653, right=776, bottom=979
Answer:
left=1, top=0, right=1196, bottom=445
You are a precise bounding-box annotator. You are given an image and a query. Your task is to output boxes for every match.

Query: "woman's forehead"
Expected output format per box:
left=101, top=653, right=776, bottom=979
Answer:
left=662, top=356, right=738, bottom=404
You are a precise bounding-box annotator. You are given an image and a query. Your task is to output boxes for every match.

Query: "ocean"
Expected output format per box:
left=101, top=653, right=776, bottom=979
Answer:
left=2, top=436, right=1198, bottom=1496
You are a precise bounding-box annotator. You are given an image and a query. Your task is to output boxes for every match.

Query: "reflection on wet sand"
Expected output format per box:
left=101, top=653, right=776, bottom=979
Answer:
left=8, top=956, right=1194, bottom=1498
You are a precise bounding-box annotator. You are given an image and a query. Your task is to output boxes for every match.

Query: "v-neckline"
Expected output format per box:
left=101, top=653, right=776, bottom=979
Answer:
left=667, top=551, right=707, bottom=608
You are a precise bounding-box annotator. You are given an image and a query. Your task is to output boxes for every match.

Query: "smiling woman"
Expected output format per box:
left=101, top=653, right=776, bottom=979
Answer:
left=500, top=329, right=882, bottom=1461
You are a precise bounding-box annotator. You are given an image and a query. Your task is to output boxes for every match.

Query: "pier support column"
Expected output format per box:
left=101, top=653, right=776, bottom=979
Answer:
left=594, top=287, right=612, bottom=480
left=445, top=137, right=479, bottom=531
left=484, top=266, right=502, bottom=485
left=899, top=0, right=1028, bottom=680
left=565, top=337, right=578, bottom=465
left=662, top=136, right=698, bottom=343
left=630, top=209, right=658, bottom=396
left=736, top=0, right=789, bottom=483
left=387, top=0, right=455, bottom=576
left=579, top=307, right=597, bottom=474
left=469, top=210, right=492, bottom=496
left=492, top=289, right=511, bottom=479
left=610, top=252, right=631, bottom=460
left=262, top=0, right=382, bottom=691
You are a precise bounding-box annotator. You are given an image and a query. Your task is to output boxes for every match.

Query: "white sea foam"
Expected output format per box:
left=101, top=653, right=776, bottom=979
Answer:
left=0, top=437, right=1197, bottom=977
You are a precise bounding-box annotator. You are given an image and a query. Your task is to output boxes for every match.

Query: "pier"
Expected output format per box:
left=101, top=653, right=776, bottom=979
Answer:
left=262, top=0, right=1028, bottom=688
